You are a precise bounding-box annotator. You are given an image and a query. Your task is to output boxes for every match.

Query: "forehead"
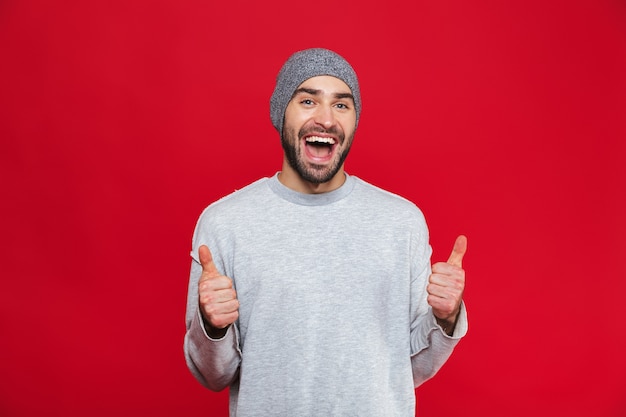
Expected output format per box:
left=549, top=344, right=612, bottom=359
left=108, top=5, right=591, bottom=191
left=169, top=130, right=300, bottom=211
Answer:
left=296, top=75, right=352, bottom=95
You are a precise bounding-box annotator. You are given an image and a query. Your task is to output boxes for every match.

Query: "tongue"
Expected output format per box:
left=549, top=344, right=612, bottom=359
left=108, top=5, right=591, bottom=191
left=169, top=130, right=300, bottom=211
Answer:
left=306, top=143, right=331, bottom=157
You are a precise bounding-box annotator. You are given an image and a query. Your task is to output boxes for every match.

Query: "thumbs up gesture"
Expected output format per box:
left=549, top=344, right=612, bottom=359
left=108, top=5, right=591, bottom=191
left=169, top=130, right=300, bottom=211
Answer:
left=427, top=235, right=467, bottom=335
left=198, top=245, right=240, bottom=337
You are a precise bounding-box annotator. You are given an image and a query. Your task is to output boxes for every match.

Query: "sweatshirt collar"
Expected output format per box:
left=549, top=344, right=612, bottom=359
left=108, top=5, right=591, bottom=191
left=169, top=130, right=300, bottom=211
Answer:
left=267, top=172, right=356, bottom=206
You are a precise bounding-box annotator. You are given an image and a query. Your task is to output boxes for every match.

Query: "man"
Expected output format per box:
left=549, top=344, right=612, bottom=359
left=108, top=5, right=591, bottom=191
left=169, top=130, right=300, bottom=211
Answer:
left=184, top=48, right=468, bottom=416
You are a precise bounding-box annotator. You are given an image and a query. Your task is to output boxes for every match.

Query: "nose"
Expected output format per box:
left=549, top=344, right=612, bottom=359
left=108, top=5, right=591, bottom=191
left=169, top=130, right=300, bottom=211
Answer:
left=313, top=104, right=336, bottom=129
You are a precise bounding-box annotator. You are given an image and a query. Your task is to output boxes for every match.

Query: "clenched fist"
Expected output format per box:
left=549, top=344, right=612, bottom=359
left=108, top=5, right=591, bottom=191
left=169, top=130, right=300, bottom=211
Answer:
left=427, top=235, right=467, bottom=335
left=198, top=245, right=239, bottom=338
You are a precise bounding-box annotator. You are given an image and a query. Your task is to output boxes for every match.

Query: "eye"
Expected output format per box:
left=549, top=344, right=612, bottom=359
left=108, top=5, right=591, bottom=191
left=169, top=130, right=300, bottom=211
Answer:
left=300, top=99, right=314, bottom=106
left=335, top=103, right=350, bottom=110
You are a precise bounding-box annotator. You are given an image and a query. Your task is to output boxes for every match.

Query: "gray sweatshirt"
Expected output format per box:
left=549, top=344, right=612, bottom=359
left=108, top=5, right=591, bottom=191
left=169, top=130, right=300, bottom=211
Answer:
left=184, top=173, right=467, bottom=416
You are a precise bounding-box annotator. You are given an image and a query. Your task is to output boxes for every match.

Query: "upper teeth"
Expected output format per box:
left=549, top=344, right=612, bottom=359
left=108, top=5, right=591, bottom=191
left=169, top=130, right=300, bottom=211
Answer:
left=306, top=136, right=336, bottom=144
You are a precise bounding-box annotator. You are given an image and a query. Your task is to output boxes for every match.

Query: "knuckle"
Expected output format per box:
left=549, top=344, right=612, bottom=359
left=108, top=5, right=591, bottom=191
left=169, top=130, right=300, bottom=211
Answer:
left=427, top=294, right=437, bottom=306
left=201, top=292, right=216, bottom=305
left=198, top=293, right=208, bottom=305
left=198, top=279, right=215, bottom=293
left=203, top=305, right=217, bottom=318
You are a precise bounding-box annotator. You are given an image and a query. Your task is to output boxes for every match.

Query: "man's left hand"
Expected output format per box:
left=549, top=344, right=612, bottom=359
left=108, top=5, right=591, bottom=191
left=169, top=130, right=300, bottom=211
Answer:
left=427, top=235, right=467, bottom=335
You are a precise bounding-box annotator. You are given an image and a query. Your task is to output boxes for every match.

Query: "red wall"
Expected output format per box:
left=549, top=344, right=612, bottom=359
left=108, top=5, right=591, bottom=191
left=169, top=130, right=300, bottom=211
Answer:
left=1, top=1, right=625, bottom=416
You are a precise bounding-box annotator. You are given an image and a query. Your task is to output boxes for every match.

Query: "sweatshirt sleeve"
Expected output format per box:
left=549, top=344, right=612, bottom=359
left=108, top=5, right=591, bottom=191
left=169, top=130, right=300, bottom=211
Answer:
left=408, top=216, right=468, bottom=387
left=409, top=300, right=468, bottom=387
left=183, top=254, right=242, bottom=391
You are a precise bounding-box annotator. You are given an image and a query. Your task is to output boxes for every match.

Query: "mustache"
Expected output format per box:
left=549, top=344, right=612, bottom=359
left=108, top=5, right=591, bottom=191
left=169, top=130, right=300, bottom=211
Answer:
left=298, top=125, right=344, bottom=143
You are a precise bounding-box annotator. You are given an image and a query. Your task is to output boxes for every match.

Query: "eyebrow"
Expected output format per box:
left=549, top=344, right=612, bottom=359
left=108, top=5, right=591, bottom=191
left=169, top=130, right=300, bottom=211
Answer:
left=292, top=87, right=354, bottom=102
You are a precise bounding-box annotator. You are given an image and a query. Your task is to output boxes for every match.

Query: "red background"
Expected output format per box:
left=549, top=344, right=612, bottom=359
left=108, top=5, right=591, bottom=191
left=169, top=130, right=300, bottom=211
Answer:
left=1, top=0, right=625, bottom=416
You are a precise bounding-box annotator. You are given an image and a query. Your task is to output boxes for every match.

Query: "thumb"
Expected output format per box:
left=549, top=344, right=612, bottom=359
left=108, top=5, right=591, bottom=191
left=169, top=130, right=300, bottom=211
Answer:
left=446, top=235, right=467, bottom=267
left=199, top=245, right=220, bottom=277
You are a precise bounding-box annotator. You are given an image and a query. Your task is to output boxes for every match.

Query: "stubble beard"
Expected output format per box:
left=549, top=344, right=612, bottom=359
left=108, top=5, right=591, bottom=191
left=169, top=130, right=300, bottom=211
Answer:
left=281, top=126, right=353, bottom=185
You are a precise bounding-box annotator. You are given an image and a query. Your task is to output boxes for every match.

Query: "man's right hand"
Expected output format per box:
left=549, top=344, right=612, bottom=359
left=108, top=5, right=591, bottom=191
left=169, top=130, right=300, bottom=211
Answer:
left=198, top=245, right=239, bottom=338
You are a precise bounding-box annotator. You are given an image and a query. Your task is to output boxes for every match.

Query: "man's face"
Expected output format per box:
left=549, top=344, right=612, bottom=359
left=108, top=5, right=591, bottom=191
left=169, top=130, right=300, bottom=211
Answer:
left=281, top=75, right=357, bottom=185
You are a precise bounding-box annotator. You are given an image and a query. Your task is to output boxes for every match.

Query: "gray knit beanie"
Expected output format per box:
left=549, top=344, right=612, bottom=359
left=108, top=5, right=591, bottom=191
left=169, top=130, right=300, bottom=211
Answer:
left=270, top=48, right=361, bottom=136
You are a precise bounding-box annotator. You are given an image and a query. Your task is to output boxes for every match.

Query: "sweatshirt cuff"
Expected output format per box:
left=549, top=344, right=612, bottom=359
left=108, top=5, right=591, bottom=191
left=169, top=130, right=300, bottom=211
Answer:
left=185, top=309, right=242, bottom=391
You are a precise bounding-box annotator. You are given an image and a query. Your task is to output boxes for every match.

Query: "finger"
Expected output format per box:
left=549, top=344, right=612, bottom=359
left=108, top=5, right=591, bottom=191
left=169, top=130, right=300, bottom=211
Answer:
left=446, top=235, right=467, bottom=268
left=199, top=276, right=234, bottom=293
left=199, top=245, right=220, bottom=278
left=201, top=292, right=239, bottom=312
left=199, top=286, right=237, bottom=304
left=427, top=282, right=448, bottom=298
left=428, top=279, right=465, bottom=299
left=428, top=294, right=460, bottom=321
left=208, top=310, right=240, bottom=330
left=201, top=299, right=240, bottom=329
left=431, top=261, right=460, bottom=275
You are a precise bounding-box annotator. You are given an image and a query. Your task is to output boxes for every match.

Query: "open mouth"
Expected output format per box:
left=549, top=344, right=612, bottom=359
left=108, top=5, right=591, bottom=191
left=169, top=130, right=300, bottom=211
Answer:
left=304, top=135, right=336, bottom=160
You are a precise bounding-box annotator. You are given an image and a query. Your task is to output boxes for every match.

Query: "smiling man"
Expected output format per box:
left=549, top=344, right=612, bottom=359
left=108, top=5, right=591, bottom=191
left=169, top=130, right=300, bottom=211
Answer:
left=184, top=48, right=468, bottom=416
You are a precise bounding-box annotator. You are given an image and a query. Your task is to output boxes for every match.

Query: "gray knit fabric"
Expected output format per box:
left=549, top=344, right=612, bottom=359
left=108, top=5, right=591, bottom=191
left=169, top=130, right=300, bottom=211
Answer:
left=269, top=48, right=362, bottom=136
left=184, top=173, right=468, bottom=416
